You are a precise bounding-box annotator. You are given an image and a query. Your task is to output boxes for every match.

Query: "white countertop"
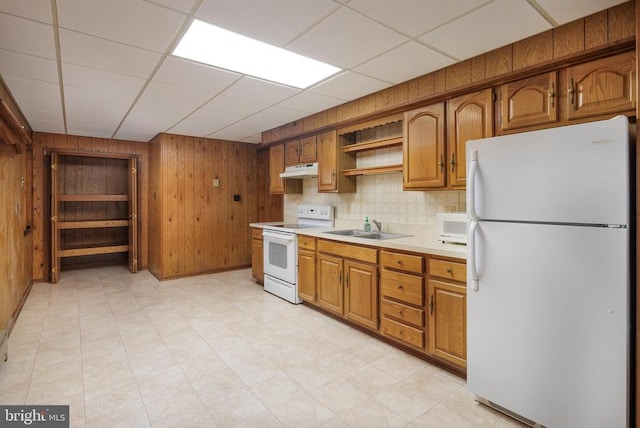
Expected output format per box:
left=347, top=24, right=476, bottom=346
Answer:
left=250, top=222, right=467, bottom=260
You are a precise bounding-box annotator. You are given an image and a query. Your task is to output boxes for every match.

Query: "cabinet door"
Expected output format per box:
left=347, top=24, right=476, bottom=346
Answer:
left=566, top=51, right=636, bottom=121
left=501, top=71, right=558, bottom=131
left=317, top=130, right=338, bottom=192
left=299, top=136, right=317, bottom=163
left=251, top=238, right=263, bottom=282
left=317, top=253, right=343, bottom=315
left=429, top=279, right=466, bottom=368
left=284, top=140, right=300, bottom=166
left=447, top=89, right=493, bottom=189
left=298, top=249, right=316, bottom=302
left=403, top=103, right=446, bottom=189
left=344, top=260, right=378, bottom=330
left=269, top=144, right=285, bottom=194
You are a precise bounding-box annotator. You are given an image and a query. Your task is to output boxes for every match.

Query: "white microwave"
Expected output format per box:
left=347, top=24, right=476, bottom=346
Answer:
left=436, top=212, right=468, bottom=245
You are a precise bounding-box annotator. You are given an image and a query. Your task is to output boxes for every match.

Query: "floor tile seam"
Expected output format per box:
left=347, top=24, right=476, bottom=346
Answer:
left=437, top=396, right=497, bottom=427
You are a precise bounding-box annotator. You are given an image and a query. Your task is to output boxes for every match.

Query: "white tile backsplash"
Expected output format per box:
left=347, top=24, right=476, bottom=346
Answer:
left=284, top=173, right=465, bottom=227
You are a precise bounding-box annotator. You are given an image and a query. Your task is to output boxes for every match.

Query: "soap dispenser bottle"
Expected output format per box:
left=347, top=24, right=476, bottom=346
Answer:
left=363, top=216, right=371, bottom=232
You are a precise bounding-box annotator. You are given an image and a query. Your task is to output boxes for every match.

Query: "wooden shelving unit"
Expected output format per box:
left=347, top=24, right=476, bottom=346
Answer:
left=50, top=150, right=138, bottom=282
left=338, top=115, right=403, bottom=177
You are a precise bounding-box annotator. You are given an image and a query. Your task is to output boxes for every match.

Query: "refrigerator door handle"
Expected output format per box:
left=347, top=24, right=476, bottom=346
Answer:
left=468, top=150, right=479, bottom=220
left=468, top=220, right=479, bottom=291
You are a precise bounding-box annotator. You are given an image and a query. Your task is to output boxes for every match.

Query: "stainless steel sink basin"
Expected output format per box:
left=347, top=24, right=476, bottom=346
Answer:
left=323, top=229, right=412, bottom=240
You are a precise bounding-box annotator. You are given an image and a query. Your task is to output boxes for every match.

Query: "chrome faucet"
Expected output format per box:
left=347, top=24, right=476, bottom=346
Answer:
left=372, top=219, right=382, bottom=231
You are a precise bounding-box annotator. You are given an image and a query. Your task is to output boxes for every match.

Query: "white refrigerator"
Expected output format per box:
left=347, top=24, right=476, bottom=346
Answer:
left=466, top=116, right=632, bottom=428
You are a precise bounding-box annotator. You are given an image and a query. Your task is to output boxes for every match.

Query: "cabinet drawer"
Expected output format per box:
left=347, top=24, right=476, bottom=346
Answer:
left=381, top=317, right=424, bottom=349
left=380, top=269, right=423, bottom=306
left=380, top=251, right=423, bottom=274
left=318, top=240, right=377, bottom=264
left=298, top=236, right=316, bottom=250
left=429, top=258, right=466, bottom=283
left=381, top=298, right=424, bottom=328
left=252, top=228, right=263, bottom=240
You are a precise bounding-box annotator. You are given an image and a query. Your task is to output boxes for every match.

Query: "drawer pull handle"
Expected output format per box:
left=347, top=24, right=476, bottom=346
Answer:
left=398, top=309, right=404, bottom=316
left=397, top=260, right=403, bottom=265
left=446, top=268, right=453, bottom=275
left=397, top=284, right=403, bottom=290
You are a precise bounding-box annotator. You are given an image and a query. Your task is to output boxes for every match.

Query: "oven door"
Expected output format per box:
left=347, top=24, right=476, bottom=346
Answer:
left=262, top=229, right=297, bottom=284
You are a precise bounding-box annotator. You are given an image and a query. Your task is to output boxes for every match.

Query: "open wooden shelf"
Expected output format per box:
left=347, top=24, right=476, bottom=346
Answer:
left=57, top=220, right=129, bottom=230
left=343, top=136, right=403, bottom=153
left=59, top=194, right=129, bottom=202
left=342, top=164, right=403, bottom=176
left=59, top=244, right=129, bottom=258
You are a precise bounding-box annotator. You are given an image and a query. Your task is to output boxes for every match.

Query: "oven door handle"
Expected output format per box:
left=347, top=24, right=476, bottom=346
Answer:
left=262, top=230, right=296, bottom=243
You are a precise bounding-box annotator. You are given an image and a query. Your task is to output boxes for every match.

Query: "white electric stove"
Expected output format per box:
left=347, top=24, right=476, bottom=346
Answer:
left=262, top=205, right=334, bottom=303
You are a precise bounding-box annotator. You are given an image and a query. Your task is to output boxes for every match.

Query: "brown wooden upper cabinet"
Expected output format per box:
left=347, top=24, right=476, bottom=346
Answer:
left=500, top=71, right=558, bottom=131
left=317, top=130, right=356, bottom=193
left=403, top=103, right=446, bottom=189
left=269, top=144, right=301, bottom=194
left=447, top=89, right=494, bottom=189
left=285, top=136, right=317, bottom=166
left=566, top=51, right=636, bottom=121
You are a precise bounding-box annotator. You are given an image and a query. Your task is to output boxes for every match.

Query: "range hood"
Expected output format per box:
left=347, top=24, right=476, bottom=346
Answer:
left=279, top=162, right=318, bottom=178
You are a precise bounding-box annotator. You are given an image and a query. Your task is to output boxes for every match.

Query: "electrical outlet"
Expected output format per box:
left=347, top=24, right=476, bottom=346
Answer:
left=444, top=205, right=457, bottom=213
left=213, top=179, right=220, bottom=188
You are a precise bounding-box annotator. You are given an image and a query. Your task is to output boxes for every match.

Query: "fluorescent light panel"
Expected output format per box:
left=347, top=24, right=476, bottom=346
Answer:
left=173, top=20, right=341, bottom=89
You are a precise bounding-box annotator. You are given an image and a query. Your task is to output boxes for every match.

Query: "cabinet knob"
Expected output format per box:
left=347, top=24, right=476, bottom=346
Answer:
left=446, top=268, right=453, bottom=275
left=397, top=284, right=403, bottom=290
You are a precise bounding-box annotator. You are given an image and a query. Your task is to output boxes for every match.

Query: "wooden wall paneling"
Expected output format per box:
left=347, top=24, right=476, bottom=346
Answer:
left=471, top=55, right=486, bottom=83
left=183, top=136, right=196, bottom=275
left=585, top=10, right=608, bottom=49
left=394, top=82, right=409, bottom=106
left=193, top=138, right=203, bottom=273
left=416, top=73, right=435, bottom=99
left=485, top=45, right=513, bottom=79
left=434, top=69, right=446, bottom=94
left=635, top=2, right=639, bottom=426
left=147, top=136, right=162, bottom=276
left=513, top=30, right=553, bottom=71
left=215, top=141, right=230, bottom=268
left=446, top=60, right=472, bottom=90
left=164, top=134, right=179, bottom=276
left=608, top=1, right=635, bottom=42
left=31, top=133, right=45, bottom=280
left=200, top=139, right=214, bottom=272
left=376, top=87, right=395, bottom=111
left=554, top=19, right=585, bottom=58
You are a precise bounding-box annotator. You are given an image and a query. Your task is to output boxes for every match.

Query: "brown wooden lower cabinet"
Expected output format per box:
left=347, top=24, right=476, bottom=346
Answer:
left=251, top=227, right=263, bottom=283
left=299, top=239, right=467, bottom=372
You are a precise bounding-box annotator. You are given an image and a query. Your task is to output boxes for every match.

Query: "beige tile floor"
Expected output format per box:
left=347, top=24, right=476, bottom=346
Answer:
left=0, top=266, right=527, bottom=428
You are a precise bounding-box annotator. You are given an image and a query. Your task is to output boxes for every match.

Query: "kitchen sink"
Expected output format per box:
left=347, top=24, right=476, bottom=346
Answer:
left=323, top=229, right=412, bottom=240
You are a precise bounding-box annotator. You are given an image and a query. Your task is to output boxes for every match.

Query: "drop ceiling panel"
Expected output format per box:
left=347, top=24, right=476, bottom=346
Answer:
left=207, top=120, right=265, bottom=141
left=354, top=41, right=455, bottom=84
left=240, top=134, right=261, bottom=144
left=221, top=77, right=300, bottom=105
left=0, top=49, right=58, bottom=83
left=420, top=0, right=552, bottom=61
left=535, top=0, right=628, bottom=25
left=249, top=106, right=308, bottom=125
left=277, top=91, right=345, bottom=113
left=309, top=71, right=390, bottom=100
left=287, top=7, right=408, bottom=69
left=59, top=29, right=162, bottom=78
left=64, top=85, right=134, bottom=137
left=140, top=81, right=214, bottom=108
left=0, top=13, right=56, bottom=59
left=153, top=56, right=241, bottom=93
left=196, top=0, right=338, bottom=46
left=143, top=0, right=199, bottom=14
left=201, top=94, right=268, bottom=117
left=347, top=0, right=491, bottom=37
left=168, top=108, right=243, bottom=137
left=62, top=63, right=146, bottom=96
left=115, top=99, right=193, bottom=141
left=57, top=0, right=185, bottom=53
left=0, top=0, right=52, bottom=23
left=3, top=76, right=64, bottom=133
